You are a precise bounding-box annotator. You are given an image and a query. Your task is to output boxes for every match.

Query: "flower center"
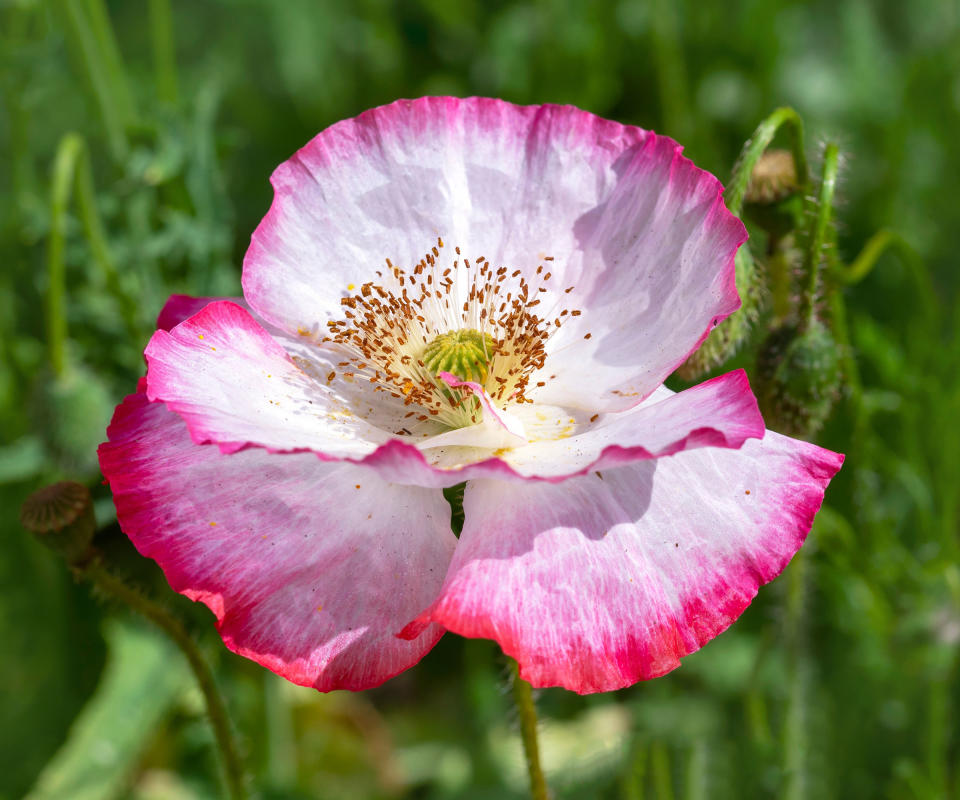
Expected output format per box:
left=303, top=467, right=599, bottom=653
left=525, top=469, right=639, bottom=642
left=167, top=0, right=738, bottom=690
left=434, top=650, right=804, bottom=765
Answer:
left=309, top=237, right=587, bottom=435
left=422, top=329, right=495, bottom=385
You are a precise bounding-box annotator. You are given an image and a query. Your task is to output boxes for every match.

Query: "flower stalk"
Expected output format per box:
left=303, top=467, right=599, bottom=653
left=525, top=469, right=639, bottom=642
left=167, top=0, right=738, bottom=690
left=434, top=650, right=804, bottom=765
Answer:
left=830, top=229, right=936, bottom=320
left=52, top=0, right=136, bottom=160
left=148, top=0, right=179, bottom=105
left=799, top=143, right=839, bottom=329
left=726, top=107, right=809, bottom=217
left=83, top=559, right=248, bottom=800
left=509, top=658, right=549, bottom=800
left=46, top=133, right=144, bottom=375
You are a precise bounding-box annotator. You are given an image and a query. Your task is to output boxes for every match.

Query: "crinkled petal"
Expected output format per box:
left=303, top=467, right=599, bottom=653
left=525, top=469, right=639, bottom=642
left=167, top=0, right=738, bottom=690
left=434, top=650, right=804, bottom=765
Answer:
left=242, top=97, right=745, bottom=412
left=98, top=385, right=455, bottom=691
left=402, top=431, right=843, bottom=693
left=301, top=371, right=764, bottom=488
left=502, top=369, right=764, bottom=478
left=144, top=297, right=766, bottom=488
left=144, top=300, right=392, bottom=457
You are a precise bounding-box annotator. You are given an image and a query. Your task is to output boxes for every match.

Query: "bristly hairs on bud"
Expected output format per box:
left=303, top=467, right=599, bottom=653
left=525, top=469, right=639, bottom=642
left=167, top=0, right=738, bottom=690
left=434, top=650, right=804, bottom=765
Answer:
left=797, top=142, right=844, bottom=331
left=754, top=143, right=844, bottom=438
left=677, top=108, right=809, bottom=380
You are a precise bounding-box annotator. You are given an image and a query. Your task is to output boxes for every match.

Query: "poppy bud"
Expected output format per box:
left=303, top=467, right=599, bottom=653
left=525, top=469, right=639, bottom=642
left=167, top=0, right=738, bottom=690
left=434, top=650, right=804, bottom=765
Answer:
left=744, top=150, right=805, bottom=241
left=35, top=365, right=114, bottom=474
left=754, top=319, right=841, bottom=438
left=20, top=481, right=96, bottom=563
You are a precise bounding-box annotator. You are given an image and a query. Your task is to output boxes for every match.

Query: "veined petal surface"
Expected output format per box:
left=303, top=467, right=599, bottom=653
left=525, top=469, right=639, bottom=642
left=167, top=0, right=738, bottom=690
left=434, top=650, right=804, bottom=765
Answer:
left=145, top=300, right=392, bottom=457
left=145, top=294, right=769, bottom=487
left=502, top=369, right=764, bottom=478
left=98, top=385, right=455, bottom=691
left=402, top=431, right=843, bottom=693
left=243, top=96, right=745, bottom=412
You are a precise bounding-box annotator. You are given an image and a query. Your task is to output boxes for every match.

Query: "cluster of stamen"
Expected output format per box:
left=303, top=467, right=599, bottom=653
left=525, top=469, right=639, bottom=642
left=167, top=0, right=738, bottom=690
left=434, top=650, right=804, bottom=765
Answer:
left=319, top=237, right=586, bottom=432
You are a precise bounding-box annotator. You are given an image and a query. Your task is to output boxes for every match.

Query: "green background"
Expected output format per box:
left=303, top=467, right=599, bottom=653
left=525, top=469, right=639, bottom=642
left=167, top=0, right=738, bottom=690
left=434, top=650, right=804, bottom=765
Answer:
left=1, top=0, right=958, bottom=798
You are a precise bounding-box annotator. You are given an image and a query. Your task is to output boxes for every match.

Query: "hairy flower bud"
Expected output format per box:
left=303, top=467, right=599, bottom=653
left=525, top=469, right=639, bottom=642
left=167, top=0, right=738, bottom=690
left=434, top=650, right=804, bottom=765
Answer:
left=20, top=481, right=96, bottom=563
left=754, top=320, right=842, bottom=438
left=744, top=150, right=804, bottom=241
left=745, top=149, right=798, bottom=204
left=35, top=365, right=115, bottom=474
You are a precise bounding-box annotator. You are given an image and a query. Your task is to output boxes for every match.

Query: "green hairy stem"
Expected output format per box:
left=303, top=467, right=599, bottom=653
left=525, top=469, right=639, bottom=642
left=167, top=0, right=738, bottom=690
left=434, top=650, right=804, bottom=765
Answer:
left=508, top=659, right=549, bottom=800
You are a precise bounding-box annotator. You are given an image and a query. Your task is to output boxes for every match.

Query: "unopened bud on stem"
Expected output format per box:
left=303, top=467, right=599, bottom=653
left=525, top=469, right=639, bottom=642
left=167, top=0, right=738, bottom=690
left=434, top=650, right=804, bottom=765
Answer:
left=20, top=481, right=96, bottom=563
left=755, top=319, right=841, bottom=438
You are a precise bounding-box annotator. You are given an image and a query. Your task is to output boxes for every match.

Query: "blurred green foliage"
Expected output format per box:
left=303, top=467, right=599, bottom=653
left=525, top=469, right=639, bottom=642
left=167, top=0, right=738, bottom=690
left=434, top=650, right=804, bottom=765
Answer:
left=1, top=0, right=959, bottom=798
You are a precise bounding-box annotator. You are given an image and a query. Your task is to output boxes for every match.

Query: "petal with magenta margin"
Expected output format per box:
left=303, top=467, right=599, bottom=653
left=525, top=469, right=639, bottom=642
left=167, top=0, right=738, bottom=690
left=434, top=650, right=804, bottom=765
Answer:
left=157, top=294, right=246, bottom=332
left=504, top=369, right=764, bottom=478
left=147, top=301, right=767, bottom=489
left=242, top=97, right=744, bottom=410
left=402, top=431, right=843, bottom=693
left=145, top=300, right=390, bottom=456
left=98, top=389, right=455, bottom=691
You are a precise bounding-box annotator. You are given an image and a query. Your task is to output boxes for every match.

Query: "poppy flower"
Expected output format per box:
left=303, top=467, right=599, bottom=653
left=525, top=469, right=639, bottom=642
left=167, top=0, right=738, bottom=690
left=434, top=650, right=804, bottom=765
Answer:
left=99, top=98, right=843, bottom=694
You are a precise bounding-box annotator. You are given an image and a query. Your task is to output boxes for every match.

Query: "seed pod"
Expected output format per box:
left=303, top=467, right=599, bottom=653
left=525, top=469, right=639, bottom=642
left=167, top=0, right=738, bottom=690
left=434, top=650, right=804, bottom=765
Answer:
left=20, top=481, right=96, bottom=563
left=754, top=319, right=842, bottom=438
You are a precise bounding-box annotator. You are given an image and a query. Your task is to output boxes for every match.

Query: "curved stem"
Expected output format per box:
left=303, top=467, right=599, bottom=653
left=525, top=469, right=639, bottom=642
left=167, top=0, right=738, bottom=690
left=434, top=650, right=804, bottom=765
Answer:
left=799, top=143, right=839, bottom=328
left=71, top=138, right=145, bottom=342
left=52, top=0, right=129, bottom=160
left=830, top=229, right=938, bottom=322
left=508, top=659, right=549, bottom=800
left=649, top=0, right=691, bottom=142
left=84, top=560, right=248, bottom=800
left=46, top=133, right=145, bottom=362
left=47, top=135, right=83, bottom=376
left=148, top=0, right=179, bottom=105
left=726, top=107, right=809, bottom=217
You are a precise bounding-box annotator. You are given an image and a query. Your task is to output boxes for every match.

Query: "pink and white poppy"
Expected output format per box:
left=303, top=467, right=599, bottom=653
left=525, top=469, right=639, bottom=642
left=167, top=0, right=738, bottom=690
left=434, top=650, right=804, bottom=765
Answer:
left=99, top=97, right=843, bottom=694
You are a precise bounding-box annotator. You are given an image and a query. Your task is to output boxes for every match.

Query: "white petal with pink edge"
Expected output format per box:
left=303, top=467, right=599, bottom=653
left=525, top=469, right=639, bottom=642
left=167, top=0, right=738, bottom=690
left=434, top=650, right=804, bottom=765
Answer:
left=401, top=430, right=843, bottom=693
left=145, top=300, right=393, bottom=457
left=242, top=97, right=745, bottom=412
left=98, top=387, right=455, bottom=691
left=502, top=369, right=764, bottom=477
left=144, top=294, right=770, bottom=488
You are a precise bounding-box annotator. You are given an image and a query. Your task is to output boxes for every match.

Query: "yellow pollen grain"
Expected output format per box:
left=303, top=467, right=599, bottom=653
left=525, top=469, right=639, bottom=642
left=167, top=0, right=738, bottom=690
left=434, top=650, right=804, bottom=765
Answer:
left=209, top=521, right=217, bottom=526
left=198, top=334, right=204, bottom=339
left=347, top=283, right=355, bottom=290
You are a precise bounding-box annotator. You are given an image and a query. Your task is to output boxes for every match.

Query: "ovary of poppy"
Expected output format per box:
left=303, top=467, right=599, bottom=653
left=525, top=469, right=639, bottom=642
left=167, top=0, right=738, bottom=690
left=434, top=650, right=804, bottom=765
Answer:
left=99, top=98, right=843, bottom=694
